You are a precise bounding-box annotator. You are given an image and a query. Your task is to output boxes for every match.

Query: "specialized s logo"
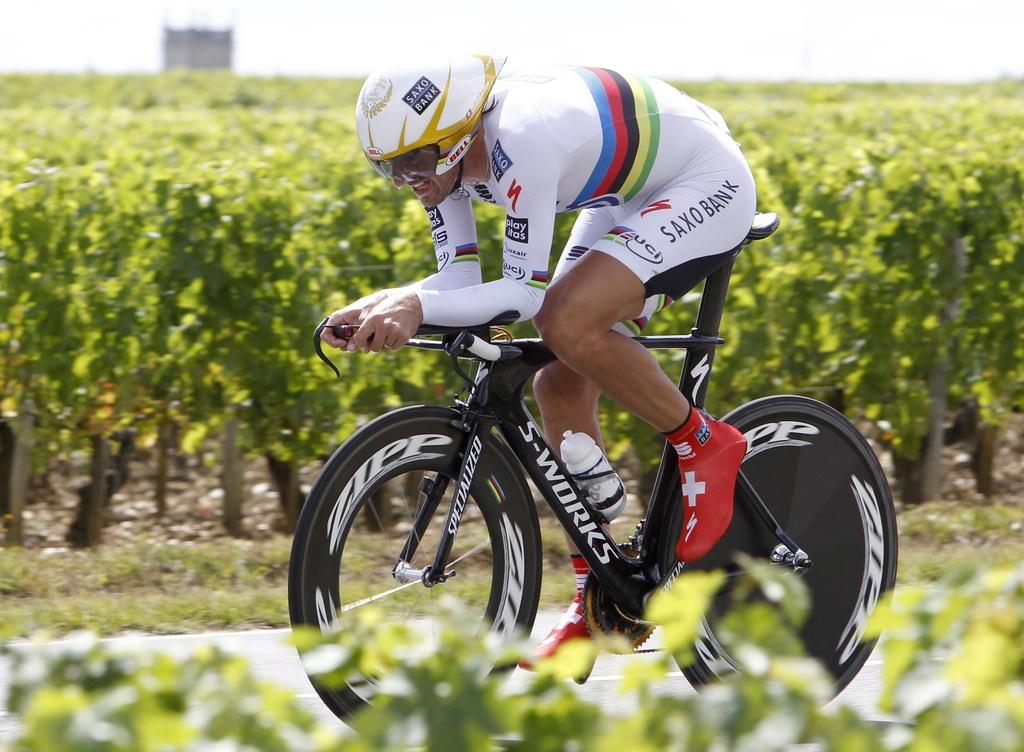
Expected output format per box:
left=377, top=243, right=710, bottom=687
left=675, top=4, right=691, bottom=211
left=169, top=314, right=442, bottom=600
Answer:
left=314, top=588, right=339, bottom=633
left=359, top=75, right=393, bottom=118
left=505, top=216, right=529, bottom=243
left=426, top=206, right=444, bottom=231
left=506, top=179, right=523, bottom=212
left=402, top=76, right=441, bottom=114
left=491, top=140, right=513, bottom=182
left=492, top=514, right=527, bottom=635
left=689, top=354, right=710, bottom=404
left=606, top=226, right=663, bottom=264
left=640, top=198, right=672, bottom=217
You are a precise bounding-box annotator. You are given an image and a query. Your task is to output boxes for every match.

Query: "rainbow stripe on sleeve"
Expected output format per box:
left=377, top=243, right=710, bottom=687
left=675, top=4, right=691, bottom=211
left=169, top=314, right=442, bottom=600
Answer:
left=452, top=243, right=480, bottom=263
left=568, top=68, right=661, bottom=210
left=527, top=269, right=549, bottom=290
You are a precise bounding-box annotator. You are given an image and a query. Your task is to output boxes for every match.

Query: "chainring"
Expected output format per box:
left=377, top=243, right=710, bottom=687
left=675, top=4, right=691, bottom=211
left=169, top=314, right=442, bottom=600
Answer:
left=581, top=545, right=655, bottom=651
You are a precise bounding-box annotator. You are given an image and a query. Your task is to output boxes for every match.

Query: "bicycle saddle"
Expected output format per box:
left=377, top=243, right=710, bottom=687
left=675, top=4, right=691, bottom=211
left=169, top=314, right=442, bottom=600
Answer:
left=745, top=212, right=781, bottom=242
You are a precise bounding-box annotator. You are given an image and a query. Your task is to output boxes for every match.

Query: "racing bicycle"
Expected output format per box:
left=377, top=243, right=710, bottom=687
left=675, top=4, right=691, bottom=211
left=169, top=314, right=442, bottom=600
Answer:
left=289, top=212, right=898, bottom=721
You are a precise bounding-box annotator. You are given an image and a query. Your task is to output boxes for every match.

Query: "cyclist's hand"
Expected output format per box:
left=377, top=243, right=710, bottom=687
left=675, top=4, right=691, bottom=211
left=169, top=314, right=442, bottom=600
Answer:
left=348, top=289, right=424, bottom=353
left=322, top=290, right=394, bottom=350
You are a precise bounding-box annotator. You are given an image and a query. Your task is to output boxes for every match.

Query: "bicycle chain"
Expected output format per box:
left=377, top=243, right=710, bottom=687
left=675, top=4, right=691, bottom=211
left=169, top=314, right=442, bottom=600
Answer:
left=581, top=543, right=658, bottom=652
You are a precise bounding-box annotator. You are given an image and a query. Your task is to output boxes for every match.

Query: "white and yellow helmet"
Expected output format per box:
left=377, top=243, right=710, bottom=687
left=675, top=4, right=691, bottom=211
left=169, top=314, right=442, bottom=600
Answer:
left=355, top=54, right=505, bottom=178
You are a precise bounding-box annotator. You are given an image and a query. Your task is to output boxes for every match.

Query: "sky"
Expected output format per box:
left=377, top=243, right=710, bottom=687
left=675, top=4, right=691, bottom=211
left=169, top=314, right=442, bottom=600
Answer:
left=1, top=0, right=1022, bottom=82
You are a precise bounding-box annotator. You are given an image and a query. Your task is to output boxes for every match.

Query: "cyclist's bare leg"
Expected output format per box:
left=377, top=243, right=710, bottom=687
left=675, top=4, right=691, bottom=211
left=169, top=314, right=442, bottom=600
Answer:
left=534, top=361, right=604, bottom=557
left=536, top=248, right=746, bottom=565
left=534, top=361, right=603, bottom=452
left=522, top=365, right=599, bottom=666
left=526, top=254, right=710, bottom=664
left=534, top=252, right=691, bottom=433
left=524, top=252, right=693, bottom=665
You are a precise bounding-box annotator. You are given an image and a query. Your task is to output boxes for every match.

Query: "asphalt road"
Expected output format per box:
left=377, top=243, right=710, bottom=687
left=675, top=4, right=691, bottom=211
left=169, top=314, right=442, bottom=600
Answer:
left=0, top=616, right=890, bottom=742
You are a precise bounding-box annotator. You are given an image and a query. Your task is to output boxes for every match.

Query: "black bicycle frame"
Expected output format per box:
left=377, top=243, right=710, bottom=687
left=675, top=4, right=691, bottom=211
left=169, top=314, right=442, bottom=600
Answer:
left=638, top=251, right=739, bottom=567
left=316, top=214, right=804, bottom=618
left=403, top=249, right=745, bottom=617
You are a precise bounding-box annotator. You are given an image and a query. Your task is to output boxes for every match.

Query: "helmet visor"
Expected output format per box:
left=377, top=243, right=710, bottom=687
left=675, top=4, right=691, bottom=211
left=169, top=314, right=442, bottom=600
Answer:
left=367, top=144, right=440, bottom=181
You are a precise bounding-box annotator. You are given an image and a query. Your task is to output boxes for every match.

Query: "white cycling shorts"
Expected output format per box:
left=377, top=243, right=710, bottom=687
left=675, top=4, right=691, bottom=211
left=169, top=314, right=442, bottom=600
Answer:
left=552, top=118, right=757, bottom=334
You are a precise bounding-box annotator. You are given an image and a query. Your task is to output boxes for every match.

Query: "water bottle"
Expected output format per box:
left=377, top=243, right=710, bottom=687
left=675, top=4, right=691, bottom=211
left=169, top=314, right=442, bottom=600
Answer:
left=560, top=431, right=627, bottom=522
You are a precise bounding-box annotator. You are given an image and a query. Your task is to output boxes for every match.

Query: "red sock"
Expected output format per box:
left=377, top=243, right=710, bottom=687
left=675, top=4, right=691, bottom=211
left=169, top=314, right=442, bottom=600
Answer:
left=571, top=554, right=589, bottom=598
left=663, top=407, right=711, bottom=462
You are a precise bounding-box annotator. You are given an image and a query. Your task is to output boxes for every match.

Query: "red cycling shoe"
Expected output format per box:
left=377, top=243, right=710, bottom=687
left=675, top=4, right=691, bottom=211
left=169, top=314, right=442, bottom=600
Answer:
left=665, top=409, right=748, bottom=563
left=518, top=593, right=590, bottom=669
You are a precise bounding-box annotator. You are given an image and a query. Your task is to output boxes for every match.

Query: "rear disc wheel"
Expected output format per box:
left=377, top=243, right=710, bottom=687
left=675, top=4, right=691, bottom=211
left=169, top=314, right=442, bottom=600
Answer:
left=665, top=395, right=898, bottom=696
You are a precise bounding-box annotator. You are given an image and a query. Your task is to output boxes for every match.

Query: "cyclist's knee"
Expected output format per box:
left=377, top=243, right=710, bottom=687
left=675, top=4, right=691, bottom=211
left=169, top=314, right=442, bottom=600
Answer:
left=533, top=292, right=574, bottom=351
left=536, top=284, right=569, bottom=340
left=537, top=319, right=588, bottom=362
left=537, top=282, right=601, bottom=353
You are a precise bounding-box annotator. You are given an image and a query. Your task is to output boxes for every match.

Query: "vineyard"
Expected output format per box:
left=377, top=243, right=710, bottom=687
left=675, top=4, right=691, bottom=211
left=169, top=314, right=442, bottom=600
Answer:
left=1, top=72, right=1023, bottom=546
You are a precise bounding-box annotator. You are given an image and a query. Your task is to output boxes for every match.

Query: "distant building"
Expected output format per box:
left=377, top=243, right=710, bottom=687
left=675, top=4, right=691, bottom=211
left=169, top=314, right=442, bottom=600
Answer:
left=163, top=26, right=234, bottom=71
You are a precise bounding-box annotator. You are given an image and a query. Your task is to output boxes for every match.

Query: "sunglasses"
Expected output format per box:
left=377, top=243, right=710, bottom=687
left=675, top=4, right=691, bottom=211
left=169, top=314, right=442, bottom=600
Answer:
left=367, top=144, right=442, bottom=181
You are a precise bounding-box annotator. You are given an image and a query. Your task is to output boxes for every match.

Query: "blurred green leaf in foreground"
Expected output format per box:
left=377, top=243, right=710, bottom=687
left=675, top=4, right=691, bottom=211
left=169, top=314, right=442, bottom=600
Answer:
left=5, top=562, right=1024, bottom=750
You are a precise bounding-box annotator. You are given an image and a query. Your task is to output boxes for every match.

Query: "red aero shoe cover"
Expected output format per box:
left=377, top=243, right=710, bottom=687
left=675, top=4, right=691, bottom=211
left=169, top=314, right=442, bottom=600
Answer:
left=518, top=594, right=591, bottom=670
left=674, top=417, right=747, bottom=563
left=533, top=594, right=590, bottom=658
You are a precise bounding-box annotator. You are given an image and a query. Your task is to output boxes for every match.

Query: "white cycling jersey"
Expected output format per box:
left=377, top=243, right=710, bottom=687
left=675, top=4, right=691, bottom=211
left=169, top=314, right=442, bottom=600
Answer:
left=410, top=66, right=756, bottom=329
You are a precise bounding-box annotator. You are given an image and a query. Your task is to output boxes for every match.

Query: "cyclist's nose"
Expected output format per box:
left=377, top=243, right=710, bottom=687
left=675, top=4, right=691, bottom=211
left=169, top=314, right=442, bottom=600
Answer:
left=392, top=172, right=422, bottom=188
left=393, top=174, right=433, bottom=190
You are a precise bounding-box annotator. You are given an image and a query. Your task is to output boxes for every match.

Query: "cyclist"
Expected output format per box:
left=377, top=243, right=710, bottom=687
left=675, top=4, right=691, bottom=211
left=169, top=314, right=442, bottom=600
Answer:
left=322, top=54, right=753, bottom=663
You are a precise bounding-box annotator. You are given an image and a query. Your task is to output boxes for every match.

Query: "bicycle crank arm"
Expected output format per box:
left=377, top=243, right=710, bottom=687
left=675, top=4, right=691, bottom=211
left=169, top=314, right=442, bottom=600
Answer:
left=736, top=471, right=813, bottom=569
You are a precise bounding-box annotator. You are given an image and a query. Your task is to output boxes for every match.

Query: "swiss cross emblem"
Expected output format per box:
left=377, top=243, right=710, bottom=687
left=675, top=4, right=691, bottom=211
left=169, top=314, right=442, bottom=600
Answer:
left=681, top=471, right=706, bottom=508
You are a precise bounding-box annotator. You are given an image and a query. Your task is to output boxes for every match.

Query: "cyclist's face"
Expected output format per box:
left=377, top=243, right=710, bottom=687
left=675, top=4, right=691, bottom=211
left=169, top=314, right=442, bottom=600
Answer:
left=368, top=145, right=458, bottom=208
left=397, top=167, right=459, bottom=208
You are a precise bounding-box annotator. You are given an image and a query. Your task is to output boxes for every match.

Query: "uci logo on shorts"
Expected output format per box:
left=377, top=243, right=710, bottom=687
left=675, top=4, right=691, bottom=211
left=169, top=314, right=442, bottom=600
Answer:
left=605, top=226, right=663, bottom=264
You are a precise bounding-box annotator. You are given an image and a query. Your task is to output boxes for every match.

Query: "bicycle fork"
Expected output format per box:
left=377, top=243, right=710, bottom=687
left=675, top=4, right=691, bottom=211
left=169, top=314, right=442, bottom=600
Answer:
left=391, top=409, right=484, bottom=587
